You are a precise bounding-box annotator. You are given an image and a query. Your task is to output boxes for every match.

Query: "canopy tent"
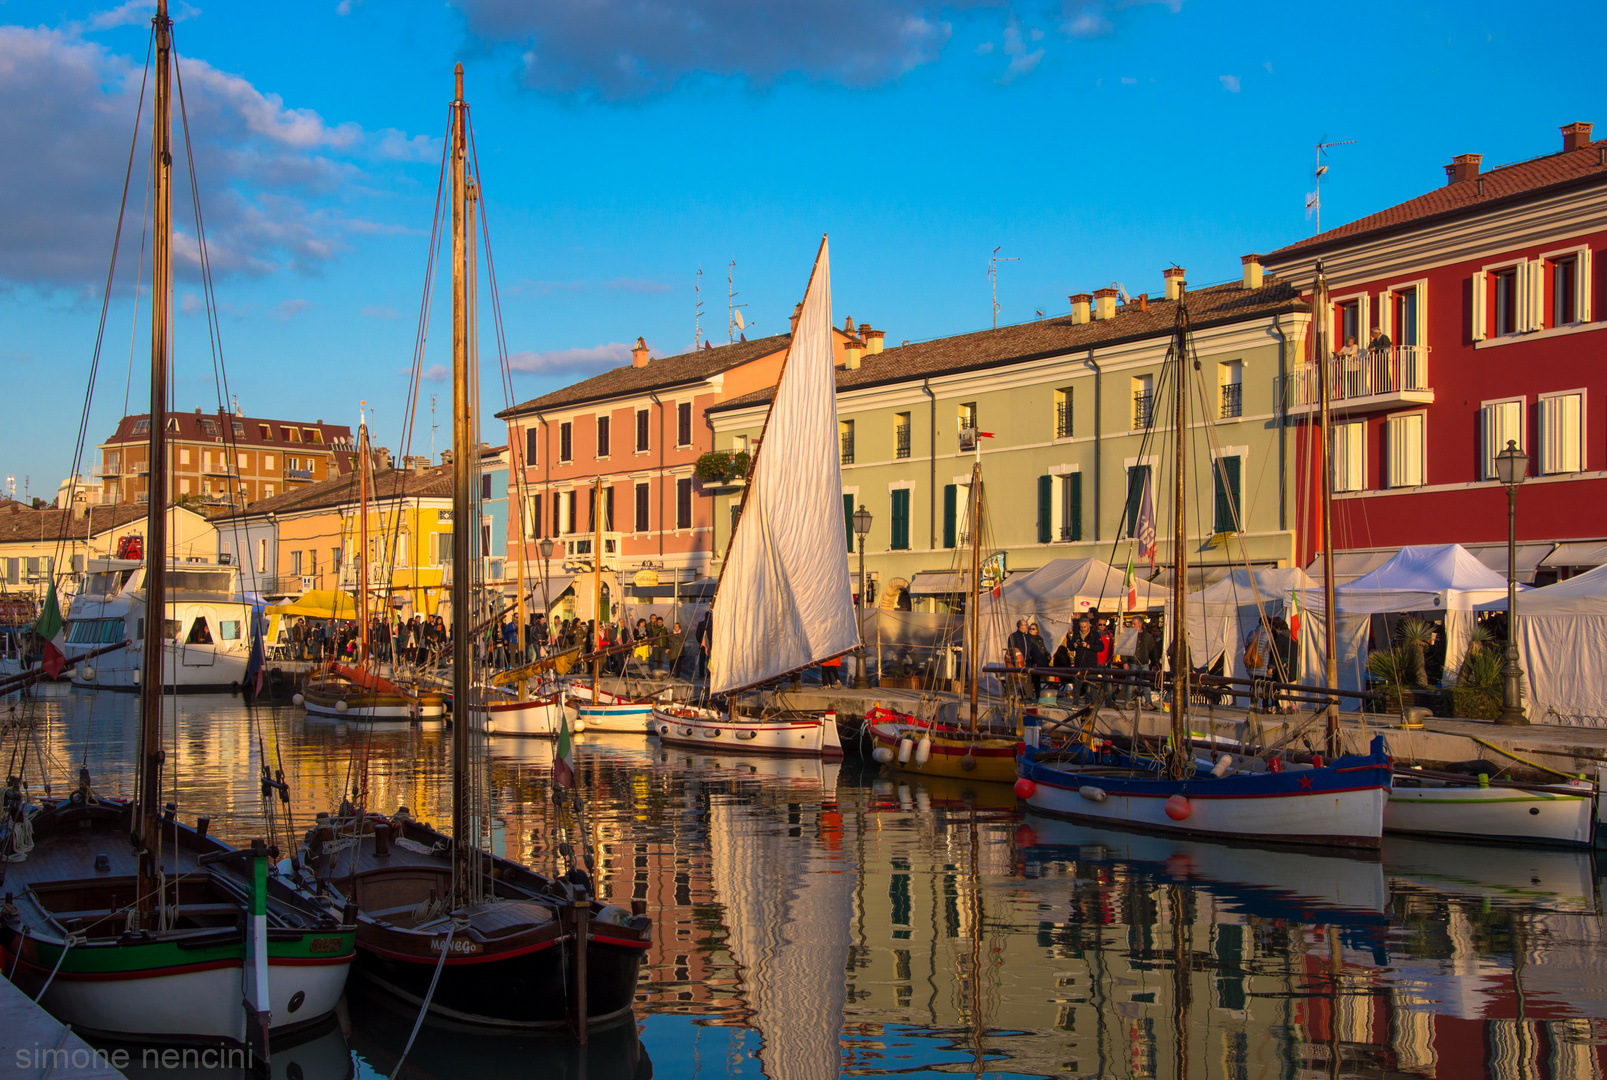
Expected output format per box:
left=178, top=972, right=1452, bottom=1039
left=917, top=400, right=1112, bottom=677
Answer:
left=1542, top=541, right=1607, bottom=569
left=1510, top=563, right=1607, bottom=724
left=1301, top=544, right=1509, bottom=688
left=1305, top=549, right=1398, bottom=587
left=1464, top=541, right=1553, bottom=583
left=975, top=558, right=1165, bottom=691
left=1181, top=567, right=1317, bottom=681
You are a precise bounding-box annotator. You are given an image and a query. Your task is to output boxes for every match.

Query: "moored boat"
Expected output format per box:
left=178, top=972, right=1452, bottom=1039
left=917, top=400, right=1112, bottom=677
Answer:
left=300, top=662, right=446, bottom=723
left=564, top=681, right=653, bottom=734
left=1385, top=770, right=1595, bottom=846
left=865, top=706, right=1018, bottom=783
left=651, top=702, right=843, bottom=758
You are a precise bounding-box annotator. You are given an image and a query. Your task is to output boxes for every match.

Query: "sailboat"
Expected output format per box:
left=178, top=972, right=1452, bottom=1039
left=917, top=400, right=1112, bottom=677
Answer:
left=1015, top=291, right=1393, bottom=848
left=298, top=413, right=447, bottom=723
left=866, top=454, right=1021, bottom=784
left=295, top=66, right=651, bottom=1031
left=650, top=236, right=854, bottom=759
left=0, top=3, right=354, bottom=1056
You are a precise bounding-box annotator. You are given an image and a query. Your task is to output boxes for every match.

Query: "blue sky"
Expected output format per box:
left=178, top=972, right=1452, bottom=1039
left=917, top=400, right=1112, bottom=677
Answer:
left=3, top=0, right=1603, bottom=498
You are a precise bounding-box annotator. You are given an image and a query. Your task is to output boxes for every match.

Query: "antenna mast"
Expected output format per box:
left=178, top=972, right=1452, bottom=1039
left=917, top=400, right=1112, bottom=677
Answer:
left=430, top=393, right=438, bottom=462
left=727, top=258, right=747, bottom=343
left=694, top=266, right=704, bottom=350
left=1306, top=139, right=1356, bottom=235
left=988, top=247, right=1019, bottom=330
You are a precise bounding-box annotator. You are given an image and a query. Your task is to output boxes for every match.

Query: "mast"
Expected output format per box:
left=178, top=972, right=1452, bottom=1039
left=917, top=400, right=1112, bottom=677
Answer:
left=356, top=407, right=370, bottom=664
left=592, top=476, right=603, bottom=691
left=135, top=0, right=173, bottom=923
left=1168, top=299, right=1191, bottom=779
left=1314, top=262, right=1340, bottom=757
left=967, top=461, right=982, bottom=732
left=449, top=63, right=473, bottom=904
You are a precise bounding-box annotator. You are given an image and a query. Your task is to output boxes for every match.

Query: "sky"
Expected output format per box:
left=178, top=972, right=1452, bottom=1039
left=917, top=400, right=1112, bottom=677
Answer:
left=3, top=0, right=1604, bottom=500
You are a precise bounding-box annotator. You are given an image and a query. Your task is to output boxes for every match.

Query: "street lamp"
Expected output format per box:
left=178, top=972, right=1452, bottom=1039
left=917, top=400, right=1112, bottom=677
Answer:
left=852, top=504, right=873, bottom=689
left=1493, top=439, right=1529, bottom=725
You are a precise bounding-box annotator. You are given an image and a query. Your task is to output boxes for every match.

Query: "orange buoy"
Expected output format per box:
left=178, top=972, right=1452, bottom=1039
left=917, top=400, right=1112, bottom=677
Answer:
left=1014, top=777, right=1037, bottom=799
left=1164, top=794, right=1192, bottom=821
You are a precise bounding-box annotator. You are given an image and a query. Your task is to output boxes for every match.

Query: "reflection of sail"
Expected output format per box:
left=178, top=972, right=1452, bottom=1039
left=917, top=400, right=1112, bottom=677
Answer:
left=708, top=762, right=852, bottom=1080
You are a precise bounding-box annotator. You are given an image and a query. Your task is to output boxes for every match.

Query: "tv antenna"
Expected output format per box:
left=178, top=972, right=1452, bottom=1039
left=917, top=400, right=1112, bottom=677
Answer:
left=694, top=266, right=704, bottom=350
left=989, top=247, right=1019, bottom=330
left=727, top=259, right=748, bottom=342
left=1306, top=139, right=1356, bottom=235
left=430, top=394, right=438, bottom=461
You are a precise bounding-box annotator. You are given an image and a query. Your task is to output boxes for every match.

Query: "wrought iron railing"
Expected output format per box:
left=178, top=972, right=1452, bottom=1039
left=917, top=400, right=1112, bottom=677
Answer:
left=1291, top=346, right=1430, bottom=407
left=1055, top=401, right=1072, bottom=438
left=840, top=435, right=855, bottom=465
left=1219, top=383, right=1242, bottom=418
left=894, top=425, right=911, bottom=459
left=1133, top=392, right=1154, bottom=430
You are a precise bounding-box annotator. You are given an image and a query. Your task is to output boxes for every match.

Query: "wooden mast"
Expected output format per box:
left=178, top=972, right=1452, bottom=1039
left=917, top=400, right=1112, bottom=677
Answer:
left=967, top=460, right=982, bottom=732
left=592, top=476, right=603, bottom=692
left=135, top=0, right=173, bottom=924
left=356, top=407, right=370, bottom=664
left=1168, top=297, right=1192, bottom=780
left=449, top=63, right=473, bottom=904
left=1314, top=262, right=1341, bottom=757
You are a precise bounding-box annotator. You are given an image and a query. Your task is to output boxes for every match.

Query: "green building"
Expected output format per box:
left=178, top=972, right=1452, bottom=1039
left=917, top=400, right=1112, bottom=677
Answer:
left=706, top=260, right=1313, bottom=610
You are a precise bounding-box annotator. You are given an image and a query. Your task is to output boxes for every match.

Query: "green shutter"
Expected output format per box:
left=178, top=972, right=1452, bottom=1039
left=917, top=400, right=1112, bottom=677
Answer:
left=891, top=489, right=910, bottom=550
left=1037, top=475, right=1052, bottom=544
left=1068, top=472, right=1082, bottom=542
left=942, top=485, right=957, bottom=548
left=844, top=494, right=854, bottom=552
left=1214, top=455, right=1242, bottom=534
left=1125, top=465, right=1149, bottom=538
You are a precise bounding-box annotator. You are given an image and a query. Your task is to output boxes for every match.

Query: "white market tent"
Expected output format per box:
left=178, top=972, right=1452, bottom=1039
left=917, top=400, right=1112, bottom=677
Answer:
left=1510, top=563, right=1607, bottom=724
left=975, top=558, right=1165, bottom=691
left=1183, top=566, right=1317, bottom=681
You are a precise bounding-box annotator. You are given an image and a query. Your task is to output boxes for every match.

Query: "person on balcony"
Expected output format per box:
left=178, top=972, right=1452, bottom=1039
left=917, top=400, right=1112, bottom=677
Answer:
left=1336, top=334, right=1361, bottom=397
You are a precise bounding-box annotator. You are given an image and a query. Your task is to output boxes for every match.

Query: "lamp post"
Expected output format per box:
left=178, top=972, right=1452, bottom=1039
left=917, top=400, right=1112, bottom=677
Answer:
left=538, top=536, right=554, bottom=630
left=1493, top=439, right=1529, bottom=725
left=852, top=503, right=873, bottom=689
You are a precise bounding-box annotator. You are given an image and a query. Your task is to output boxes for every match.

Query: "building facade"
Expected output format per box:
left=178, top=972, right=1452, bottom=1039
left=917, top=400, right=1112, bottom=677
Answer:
left=0, top=502, right=216, bottom=601
left=708, top=268, right=1310, bottom=609
left=1263, top=120, right=1607, bottom=582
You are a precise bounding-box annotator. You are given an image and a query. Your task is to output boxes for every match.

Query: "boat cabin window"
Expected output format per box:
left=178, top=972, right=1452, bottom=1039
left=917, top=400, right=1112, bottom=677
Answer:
left=219, top=620, right=242, bottom=641
left=167, top=570, right=231, bottom=594
left=66, top=618, right=125, bottom=644
left=186, top=618, right=213, bottom=645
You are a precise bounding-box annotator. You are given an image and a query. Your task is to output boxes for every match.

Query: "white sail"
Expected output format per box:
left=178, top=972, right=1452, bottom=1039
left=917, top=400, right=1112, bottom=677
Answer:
left=710, top=236, right=858, bottom=695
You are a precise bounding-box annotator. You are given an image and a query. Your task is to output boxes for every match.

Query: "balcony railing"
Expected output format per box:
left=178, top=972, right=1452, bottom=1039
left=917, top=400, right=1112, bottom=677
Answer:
left=1055, top=401, right=1072, bottom=438
left=894, top=426, right=911, bottom=459
left=563, top=533, right=622, bottom=568
left=840, top=435, right=855, bottom=465
left=1219, top=383, right=1242, bottom=419
left=1290, top=346, right=1431, bottom=410
left=203, top=464, right=240, bottom=477
left=1133, top=392, right=1154, bottom=430
left=285, top=468, right=314, bottom=481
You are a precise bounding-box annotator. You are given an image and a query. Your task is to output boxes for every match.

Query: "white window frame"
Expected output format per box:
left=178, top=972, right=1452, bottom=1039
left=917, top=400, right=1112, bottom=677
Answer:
left=1046, top=463, right=1080, bottom=542
left=1479, top=397, right=1525, bottom=480
left=1385, top=410, right=1427, bottom=489
left=1332, top=420, right=1366, bottom=493
left=1537, top=244, right=1593, bottom=328
left=1539, top=389, right=1587, bottom=475
left=1381, top=278, right=1430, bottom=348
left=1330, top=291, right=1371, bottom=351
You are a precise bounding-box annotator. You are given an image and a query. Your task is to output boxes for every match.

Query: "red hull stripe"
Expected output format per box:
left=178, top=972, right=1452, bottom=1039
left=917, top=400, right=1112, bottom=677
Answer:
left=1032, top=781, right=1386, bottom=800
left=589, top=935, right=651, bottom=950
left=8, top=952, right=354, bottom=982
left=360, top=936, right=560, bottom=966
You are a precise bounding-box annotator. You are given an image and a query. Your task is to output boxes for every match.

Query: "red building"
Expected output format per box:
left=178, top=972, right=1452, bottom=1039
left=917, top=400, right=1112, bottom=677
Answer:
left=1263, top=121, right=1607, bottom=583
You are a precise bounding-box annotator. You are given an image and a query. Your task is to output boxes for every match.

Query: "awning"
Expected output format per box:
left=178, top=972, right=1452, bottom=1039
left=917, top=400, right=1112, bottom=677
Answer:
left=1465, top=542, right=1554, bottom=583
left=629, top=578, right=717, bottom=600
left=265, top=590, right=357, bottom=620
left=908, top=570, right=1013, bottom=596
left=1305, top=549, right=1398, bottom=586
left=1542, top=541, right=1607, bottom=568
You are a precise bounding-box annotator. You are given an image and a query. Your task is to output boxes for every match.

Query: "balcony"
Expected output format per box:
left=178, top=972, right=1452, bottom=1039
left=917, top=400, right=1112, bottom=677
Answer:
left=894, top=426, right=911, bottom=459
left=840, top=434, right=855, bottom=466
left=1133, top=392, right=1154, bottom=430
left=203, top=463, right=240, bottom=478
left=1289, top=346, right=1434, bottom=416
left=1219, top=383, right=1242, bottom=419
left=563, top=533, right=622, bottom=570
left=284, top=468, right=315, bottom=481
left=1055, top=401, right=1072, bottom=439
left=339, top=565, right=390, bottom=589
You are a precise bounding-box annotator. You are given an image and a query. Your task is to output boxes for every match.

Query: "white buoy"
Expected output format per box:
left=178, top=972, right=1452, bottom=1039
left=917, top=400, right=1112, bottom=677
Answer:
left=80, top=666, right=95, bottom=681
left=1079, top=785, right=1108, bottom=803
left=335, top=700, right=348, bottom=713
left=871, top=746, right=894, bottom=765
left=1212, top=753, right=1233, bottom=777
left=292, top=693, right=305, bottom=706
left=897, top=737, right=914, bottom=764
left=914, top=735, right=932, bottom=766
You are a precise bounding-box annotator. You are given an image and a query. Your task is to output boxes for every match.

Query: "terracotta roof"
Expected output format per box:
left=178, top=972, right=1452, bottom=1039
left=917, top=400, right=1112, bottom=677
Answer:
left=101, top=410, right=352, bottom=451
left=496, top=333, right=792, bottom=418
left=214, top=463, right=454, bottom=521
left=709, top=279, right=1306, bottom=414
left=0, top=502, right=157, bottom=543
left=1267, top=138, right=1607, bottom=261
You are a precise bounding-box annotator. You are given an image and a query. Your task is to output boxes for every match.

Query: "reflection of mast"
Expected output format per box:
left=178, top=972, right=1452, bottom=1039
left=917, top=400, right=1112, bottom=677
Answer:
left=1170, top=882, right=1191, bottom=1080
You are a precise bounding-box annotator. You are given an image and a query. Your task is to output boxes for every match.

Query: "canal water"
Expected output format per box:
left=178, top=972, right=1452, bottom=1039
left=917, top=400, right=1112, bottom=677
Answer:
left=6, top=686, right=1607, bottom=1079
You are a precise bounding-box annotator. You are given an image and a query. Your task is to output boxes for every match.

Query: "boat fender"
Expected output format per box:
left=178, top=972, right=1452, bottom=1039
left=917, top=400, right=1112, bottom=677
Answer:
left=292, top=693, right=305, bottom=706
left=1267, top=757, right=1282, bottom=774
left=593, top=905, right=633, bottom=927
left=658, top=724, right=670, bottom=736
left=897, top=737, right=914, bottom=764
left=1079, top=785, right=1108, bottom=803
left=1013, top=778, right=1037, bottom=799
left=915, top=788, right=931, bottom=813
left=735, top=729, right=757, bottom=741
left=960, top=753, right=977, bottom=772
left=914, top=735, right=932, bottom=766
left=1164, top=794, right=1193, bottom=821
left=872, top=746, right=894, bottom=764
left=574, top=719, right=586, bottom=733
left=335, top=700, right=348, bottom=713
left=80, top=666, right=95, bottom=681
left=702, top=728, right=720, bottom=738
left=897, top=784, right=913, bottom=810
left=1211, top=754, right=1233, bottom=778
left=679, top=727, right=695, bottom=737
left=1311, top=754, right=1324, bottom=769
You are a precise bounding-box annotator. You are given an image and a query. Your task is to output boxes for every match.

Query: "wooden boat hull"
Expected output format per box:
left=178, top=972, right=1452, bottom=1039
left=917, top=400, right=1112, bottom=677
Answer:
left=866, top=711, right=1019, bottom=784
left=650, top=706, right=843, bottom=759
left=302, top=675, right=446, bottom=723
left=1384, top=780, right=1595, bottom=846
left=1017, top=734, right=1393, bottom=849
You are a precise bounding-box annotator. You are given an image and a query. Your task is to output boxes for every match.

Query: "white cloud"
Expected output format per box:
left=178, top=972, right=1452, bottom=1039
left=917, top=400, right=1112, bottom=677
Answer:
left=1065, top=12, right=1113, bottom=38
left=272, top=298, right=311, bottom=320
left=421, top=363, right=449, bottom=382
left=1120, top=76, right=1136, bottom=84
left=361, top=306, right=400, bottom=319
left=1219, top=74, right=1240, bottom=93
left=507, top=343, right=635, bottom=376
left=975, top=41, right=994, bottom=54
left=1263, top=60, right=1274, bottom=73
left=998, top=23, right=1044, bottom=83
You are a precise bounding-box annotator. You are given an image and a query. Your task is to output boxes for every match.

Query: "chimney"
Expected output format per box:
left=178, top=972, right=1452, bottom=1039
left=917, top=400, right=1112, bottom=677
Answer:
left=1093, top=287, right=1118, bottom=321
left=843, top=315, right=856, bottom=335
left=1163, top=267, right=1186, bottom=301
left=1562, top=121, right=1594, bottom=153
left=630, top=336, right=650, bottom=368
left=861, top=324, right=885, bottom=354
left=1133, top=293, right=1148, bottom=312
left=789, top=302, right=803, bottom=334
left=1240, top=253, right=1263, bottom=290
left=1443, top=153, right=1482, bottom=185
left=842, top=338, right=863, bottom=370
left=1069, top=293, right=1092, bottom=324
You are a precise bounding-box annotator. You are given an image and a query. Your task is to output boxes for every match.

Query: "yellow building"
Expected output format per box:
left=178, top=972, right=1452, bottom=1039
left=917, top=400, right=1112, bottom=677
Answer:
left=0, top=502, right=217, bottom=604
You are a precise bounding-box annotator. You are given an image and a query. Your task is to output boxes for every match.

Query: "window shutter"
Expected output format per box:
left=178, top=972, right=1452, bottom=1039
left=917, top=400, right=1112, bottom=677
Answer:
left=1346, top=423, right=1364, bottom=491
left=1213, top=456, right=1240, bottom=533
left=1377, top=291, right=1390, bottom=341
left=843, top=493, right=854, bottom=552
left=1481, top=405, right=1497, bottom=479
left=1036, top=475, right=1052, bottom=543
left=1124, top=465, right=1148, bottom=538
left=1525, top=260, right=1543, bottom=332
left=891, top=489, right=910, bottom=550
left=942, top=485, right=957, bottom=548
left=1470, top=270, right=1487, bottom=342
left=1068, top=473, right=1083, bottom=542
left=1579, top=249, right=1594, bottom=323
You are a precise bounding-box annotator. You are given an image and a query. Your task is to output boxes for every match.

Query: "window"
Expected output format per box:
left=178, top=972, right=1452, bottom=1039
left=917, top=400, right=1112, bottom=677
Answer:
left=635, top=482, right=650, bottom=532
left=307, top=549, right=317, bottom=576
left=675, top=478, right=693, bottom=529
left=263, top=454, right=274, bottom=470
left=132, top=418, right=151, bottom=435
left=1124, top=465, right=1151, bottom=538
left=1386, top=413, right=1425, bottom=488
left=1212, top=455, right=1241, bottom=534
left=1058, top=473, right=1082, bottom=542
left=264, top=484, right=273, bottom=497
left=526, top=427, right=540, bottom=466
left=166, top=417, right=179, bottom=433
left=527, top=494, right=543, bottom=539
left=232, top=420, right=245, bottom=437
left=1392, top=287, right=1421, bottom=346
left=332, top=547, right=342, bottom=575
left=894, top=413, right=911, bottom=459
left=958, top=403, right=976, bottom=435
left=1054, top=389, right=1072, bottom=439
left=636, top=409, right=650, bottom=452
left=436, top=532, right=453, bottom=565
left=597, top=416, right=611, bottom=458
left=1336, top=299, right=1360, bottom=350
left=179, top=478, right=191, bottom=494
left=219, top=620, right=241, bottom=641
left=200, top=418, right=218, bottom=436
left=179, top=448, right=190, bottom=466
left=259, top=424, right=272, bottom=440
left=676, top=402, right=693, bottom=447
left=840, top=419, right=855, bottom=465
left=1036, top=476, right=1053, bottom=543
left=1219, top=360, right=1243, bottom=419
left=291, top=550, right=303, bottom=575
left=1132, top=375, right=1154, bottom=429
left=889, top=489, right=910, bottom=549
left=1332, top=421, right=1365, bottom=492
left=559, top=423, right=573, bottom=463
left=1493, top=268, right=1520, bottom=336
left=1550, top=256, right=1579, bottom=327
left=306, top=428, right=322, bottom=444
left=942, top=486, right=957, bottom=548
left=843, top=494, right=855, bottom=552
left=1540, top=392, right=1584, bottom=474
left=237, top=452, right=248, bottom=469
left=258, top=538, right=267, bottom=572
left=1480, top=400, right=1524, bottom=480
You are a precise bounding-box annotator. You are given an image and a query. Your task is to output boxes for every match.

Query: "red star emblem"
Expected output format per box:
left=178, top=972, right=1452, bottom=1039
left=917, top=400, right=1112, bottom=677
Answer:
left=1297, top=775, right=1313, bottom=790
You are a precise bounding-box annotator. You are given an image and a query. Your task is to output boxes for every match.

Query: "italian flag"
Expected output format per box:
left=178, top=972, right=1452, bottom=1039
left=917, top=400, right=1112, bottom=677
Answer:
left=1123, top=553, right=1138, bottom=612
left=1288, top=589, right=1302, bottom=642
left=553, top=709, right=574, bottom=788
left=36, top=583, right=66, bottom=678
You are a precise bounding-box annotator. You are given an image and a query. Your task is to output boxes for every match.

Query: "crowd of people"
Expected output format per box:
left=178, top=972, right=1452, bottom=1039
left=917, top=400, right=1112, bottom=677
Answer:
left=285, top=613, right=451, bottom=667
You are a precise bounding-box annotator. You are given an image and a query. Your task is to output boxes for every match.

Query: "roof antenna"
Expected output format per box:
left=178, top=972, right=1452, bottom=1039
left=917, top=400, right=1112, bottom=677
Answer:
left=989, top=246, right=1019, bottom=330
left=1306, top=139, right=1356, bottom=235
left=727, top=258, right=747, bottom=343
left=694, top=266, right=704, bottom=351
left=430, top=393, right=438, bottom=462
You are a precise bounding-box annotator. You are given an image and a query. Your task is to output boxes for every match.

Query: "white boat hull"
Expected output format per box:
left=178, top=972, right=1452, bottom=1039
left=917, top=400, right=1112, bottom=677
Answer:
left=302, top=697, right=446, bottom=723
left=478, top=697, right=564, bottom=737
left=71, top=643, right=251, bottom=693
left=650, top=706, right=842, bottom=759
left=573, top=702, right=653, bottom=734
left=1384, top=781, right=1595, bottom=846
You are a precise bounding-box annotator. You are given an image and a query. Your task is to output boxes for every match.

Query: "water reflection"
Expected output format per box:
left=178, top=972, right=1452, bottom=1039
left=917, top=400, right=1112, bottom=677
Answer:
left=7, top=687, right=1607, bottom=1078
